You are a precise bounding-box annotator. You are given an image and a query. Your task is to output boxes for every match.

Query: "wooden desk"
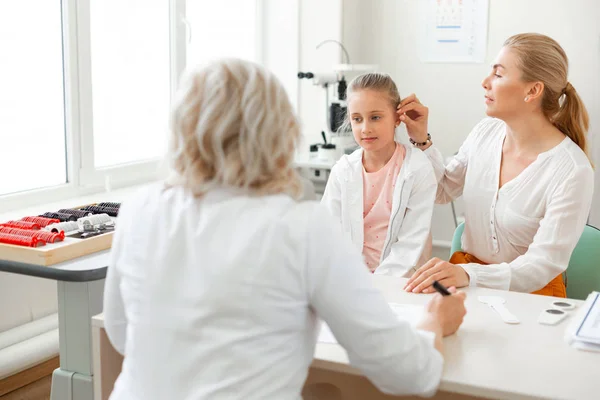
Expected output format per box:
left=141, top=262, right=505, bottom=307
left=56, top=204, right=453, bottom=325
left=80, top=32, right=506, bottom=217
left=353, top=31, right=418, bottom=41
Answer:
left=91, top=276, right=600, bottom=400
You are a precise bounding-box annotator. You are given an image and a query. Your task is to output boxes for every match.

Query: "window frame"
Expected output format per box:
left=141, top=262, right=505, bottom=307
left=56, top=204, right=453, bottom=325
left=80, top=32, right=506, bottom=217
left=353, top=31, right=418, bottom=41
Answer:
left=0, top=0, right=299, bottom=213
left=0, top=0, right=186, bottom=211
left=75, top=0, right=183, bottom=187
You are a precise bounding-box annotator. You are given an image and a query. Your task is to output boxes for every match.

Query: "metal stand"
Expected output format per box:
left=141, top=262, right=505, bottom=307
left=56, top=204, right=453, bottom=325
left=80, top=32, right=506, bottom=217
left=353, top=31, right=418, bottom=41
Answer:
left=450, top=200, right=459, bottom=228
left=0, top=257, right=109, bottom=400
left=50, top=279, right=105, bottom=400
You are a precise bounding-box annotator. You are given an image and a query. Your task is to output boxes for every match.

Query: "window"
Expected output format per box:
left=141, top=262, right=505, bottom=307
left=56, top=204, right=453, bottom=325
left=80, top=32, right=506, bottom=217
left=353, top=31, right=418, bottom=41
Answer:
left=183, top=0, right=298, bottom=109
left=0, top=1, right=67, bottom=196
left=0, top=0, right=299, bottom=211
left=185, top=0, right=259, bottom=67
left=89, top=0, right=171, bottom=168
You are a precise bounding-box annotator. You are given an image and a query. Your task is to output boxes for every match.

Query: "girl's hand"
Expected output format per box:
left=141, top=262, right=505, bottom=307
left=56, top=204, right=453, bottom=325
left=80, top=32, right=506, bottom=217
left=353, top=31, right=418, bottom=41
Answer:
left=404, top=258, right=470, bottom=293
left=397, top=94, right=429, bottom=144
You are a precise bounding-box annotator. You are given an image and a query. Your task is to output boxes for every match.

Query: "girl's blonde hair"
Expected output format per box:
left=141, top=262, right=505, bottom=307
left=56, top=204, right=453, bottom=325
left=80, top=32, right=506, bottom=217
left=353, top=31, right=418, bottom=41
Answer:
left=166, top=58, right=302, bottom=197
left=339, top=72, right=401, bottom=134
left=503, top=33, right=591, bottom=163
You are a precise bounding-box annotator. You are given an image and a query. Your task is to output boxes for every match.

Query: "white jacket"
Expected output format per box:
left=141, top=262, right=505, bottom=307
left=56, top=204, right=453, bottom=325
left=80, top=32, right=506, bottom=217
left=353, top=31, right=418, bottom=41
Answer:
left=104, top=184, right=443, bottom=400
left=321, top=144, right=437, bottom=277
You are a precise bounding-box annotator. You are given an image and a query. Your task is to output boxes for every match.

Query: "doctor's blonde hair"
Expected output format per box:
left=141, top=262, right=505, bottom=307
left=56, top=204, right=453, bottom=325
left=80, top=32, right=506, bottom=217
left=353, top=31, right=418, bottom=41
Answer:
left=166, top=58, right=302, bottom=197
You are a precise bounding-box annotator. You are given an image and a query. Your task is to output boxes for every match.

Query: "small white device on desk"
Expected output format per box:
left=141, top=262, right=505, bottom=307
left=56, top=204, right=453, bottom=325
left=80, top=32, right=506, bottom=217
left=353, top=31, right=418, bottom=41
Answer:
left=478, top=295, right=520, bottom=324
left=537, top=300, right=577, bottom=325
left=318, top=145, right=338, bottom=163
left=315, top=131, right=340, bottom=163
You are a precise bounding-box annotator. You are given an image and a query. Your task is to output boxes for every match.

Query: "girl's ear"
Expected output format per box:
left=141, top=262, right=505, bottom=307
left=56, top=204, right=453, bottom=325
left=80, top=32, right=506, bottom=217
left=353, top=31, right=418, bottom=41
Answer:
left=394, top=105, right=401, bottom=127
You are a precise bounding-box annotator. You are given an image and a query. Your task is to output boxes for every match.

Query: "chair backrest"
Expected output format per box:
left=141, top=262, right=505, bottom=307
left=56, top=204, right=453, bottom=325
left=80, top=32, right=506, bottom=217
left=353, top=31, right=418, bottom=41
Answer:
left=450, top=222, right=465, bottom=256
left=566, top=225, right=600, bottom=300
left=449, top=222, right=600, bottom=300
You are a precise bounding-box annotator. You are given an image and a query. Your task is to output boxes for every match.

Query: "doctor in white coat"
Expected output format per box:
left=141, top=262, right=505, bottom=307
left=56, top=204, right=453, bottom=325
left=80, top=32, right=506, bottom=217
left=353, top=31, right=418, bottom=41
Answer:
left=103, top=59, right=466, bottom=400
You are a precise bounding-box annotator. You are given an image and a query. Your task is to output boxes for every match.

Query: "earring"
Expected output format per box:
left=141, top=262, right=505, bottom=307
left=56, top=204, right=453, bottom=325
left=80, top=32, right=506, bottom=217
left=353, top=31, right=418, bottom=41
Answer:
left=524, top=96, right=530, bottom=102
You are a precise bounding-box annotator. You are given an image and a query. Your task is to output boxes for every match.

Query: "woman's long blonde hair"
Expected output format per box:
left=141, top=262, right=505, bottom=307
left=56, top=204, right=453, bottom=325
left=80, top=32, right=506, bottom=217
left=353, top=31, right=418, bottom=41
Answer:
left=504, top=33, right=591, bottom=163
left=166, top=58, right=302, bottom=197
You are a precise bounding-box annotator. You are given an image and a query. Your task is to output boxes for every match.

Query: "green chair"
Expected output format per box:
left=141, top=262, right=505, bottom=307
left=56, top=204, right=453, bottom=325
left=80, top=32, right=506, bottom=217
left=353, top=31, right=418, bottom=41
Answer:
left=450, top=222, right=465, bottom=255
left=449, top=222, right=600, bottom=300
left=565, top=225, right=600, bottom=300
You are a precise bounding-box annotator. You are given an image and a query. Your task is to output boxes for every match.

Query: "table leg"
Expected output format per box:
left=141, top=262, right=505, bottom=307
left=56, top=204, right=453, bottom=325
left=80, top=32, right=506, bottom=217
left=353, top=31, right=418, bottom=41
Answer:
left=50, top=279, right=105, bottom=400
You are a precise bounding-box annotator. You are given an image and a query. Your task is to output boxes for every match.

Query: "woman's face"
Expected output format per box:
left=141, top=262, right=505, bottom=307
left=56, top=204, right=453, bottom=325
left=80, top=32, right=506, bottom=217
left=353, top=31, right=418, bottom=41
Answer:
left=481, top=47, right=534, bottom=120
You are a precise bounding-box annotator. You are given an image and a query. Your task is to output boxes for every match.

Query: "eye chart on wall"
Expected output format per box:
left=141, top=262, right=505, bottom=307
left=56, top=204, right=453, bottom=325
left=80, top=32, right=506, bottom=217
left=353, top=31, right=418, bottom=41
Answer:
left=418, top=0, right=489, bottom=63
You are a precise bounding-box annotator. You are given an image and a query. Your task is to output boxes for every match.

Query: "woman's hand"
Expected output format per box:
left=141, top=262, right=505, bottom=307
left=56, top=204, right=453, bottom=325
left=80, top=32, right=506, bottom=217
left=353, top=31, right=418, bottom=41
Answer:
left=397, top=94, right=429, bottom=144
left=404, top=258, right=470, bottom=293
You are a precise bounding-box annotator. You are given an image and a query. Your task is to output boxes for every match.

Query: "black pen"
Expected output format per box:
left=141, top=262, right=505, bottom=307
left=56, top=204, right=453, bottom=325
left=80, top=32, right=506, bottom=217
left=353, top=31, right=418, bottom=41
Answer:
left=432, top=280, right=452, bottom=296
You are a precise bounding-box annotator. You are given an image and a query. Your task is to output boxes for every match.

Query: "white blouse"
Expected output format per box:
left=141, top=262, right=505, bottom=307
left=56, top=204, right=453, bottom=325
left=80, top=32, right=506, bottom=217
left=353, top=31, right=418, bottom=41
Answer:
left=103, top=184, right=443, bottom=400
left=425, top=118, right=594, bottom=292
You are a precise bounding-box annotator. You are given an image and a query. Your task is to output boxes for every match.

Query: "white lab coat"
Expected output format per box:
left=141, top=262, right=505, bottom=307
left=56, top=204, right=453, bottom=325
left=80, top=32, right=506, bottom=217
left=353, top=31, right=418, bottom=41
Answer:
left=103, top=184, right=443, bottom=400
left=321, top=145, right=437, bottom=277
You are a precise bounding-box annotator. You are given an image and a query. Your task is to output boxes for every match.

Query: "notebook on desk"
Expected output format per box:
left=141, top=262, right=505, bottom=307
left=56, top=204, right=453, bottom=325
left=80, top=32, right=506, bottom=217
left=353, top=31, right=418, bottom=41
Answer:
left=318, top=303, right=424, bottom=344
left=565, top=291, right=600, bottom=352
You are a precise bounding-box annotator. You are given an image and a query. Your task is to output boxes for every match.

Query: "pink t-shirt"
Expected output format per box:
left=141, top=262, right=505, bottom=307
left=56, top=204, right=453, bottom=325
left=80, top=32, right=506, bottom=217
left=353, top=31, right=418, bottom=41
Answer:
left=362, top=144, right=406, bottom=272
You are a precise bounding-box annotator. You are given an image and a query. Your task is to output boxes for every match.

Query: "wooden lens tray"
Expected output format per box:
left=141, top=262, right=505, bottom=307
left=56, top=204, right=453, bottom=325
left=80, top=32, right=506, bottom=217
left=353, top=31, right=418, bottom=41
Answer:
left=0, top=204, right=116, bottom=266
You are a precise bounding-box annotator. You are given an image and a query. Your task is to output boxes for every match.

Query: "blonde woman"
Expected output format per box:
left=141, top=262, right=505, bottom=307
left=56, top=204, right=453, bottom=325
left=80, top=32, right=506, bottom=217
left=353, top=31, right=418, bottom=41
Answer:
left=321, top=73, right=436, bottom=277
left=401, top=33, right=594, bottom=297
left=102, top=59, right=466, bottom=399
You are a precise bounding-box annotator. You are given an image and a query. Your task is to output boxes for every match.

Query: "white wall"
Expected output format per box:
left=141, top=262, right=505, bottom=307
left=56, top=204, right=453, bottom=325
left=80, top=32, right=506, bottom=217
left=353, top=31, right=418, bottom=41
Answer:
left=343, top=0, right=600, bottom=243
left=262, top=0, right=345, bottom=153
left=262, top=0, right=299, bottom=111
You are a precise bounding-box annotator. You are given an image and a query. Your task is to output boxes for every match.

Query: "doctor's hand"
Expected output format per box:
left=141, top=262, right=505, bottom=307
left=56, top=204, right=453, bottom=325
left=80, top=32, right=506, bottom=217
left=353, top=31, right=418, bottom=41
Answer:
left=404, top=258, right=470, bottom=294
left=420, top=287, right=467, bottom=337
left=397, top=94, right=429, bottom=144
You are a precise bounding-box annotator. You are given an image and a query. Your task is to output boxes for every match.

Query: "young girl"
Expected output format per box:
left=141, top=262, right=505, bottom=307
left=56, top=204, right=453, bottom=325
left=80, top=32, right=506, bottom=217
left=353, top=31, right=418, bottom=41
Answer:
left=321, top=73, right=437, bottom=277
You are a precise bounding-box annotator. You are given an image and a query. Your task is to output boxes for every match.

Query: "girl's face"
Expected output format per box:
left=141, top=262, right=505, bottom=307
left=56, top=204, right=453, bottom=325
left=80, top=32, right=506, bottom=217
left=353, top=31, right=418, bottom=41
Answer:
left=348, top=89, right=399, bottom=152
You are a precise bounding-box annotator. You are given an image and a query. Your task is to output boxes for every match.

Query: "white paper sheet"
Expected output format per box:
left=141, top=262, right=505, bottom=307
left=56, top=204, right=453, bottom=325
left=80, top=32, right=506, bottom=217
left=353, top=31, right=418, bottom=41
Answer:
left=318, top=303, right=424, bottom=344
left=573, top=292, right=600, bottom=345
left=565, top=292, right=600, bottom=352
